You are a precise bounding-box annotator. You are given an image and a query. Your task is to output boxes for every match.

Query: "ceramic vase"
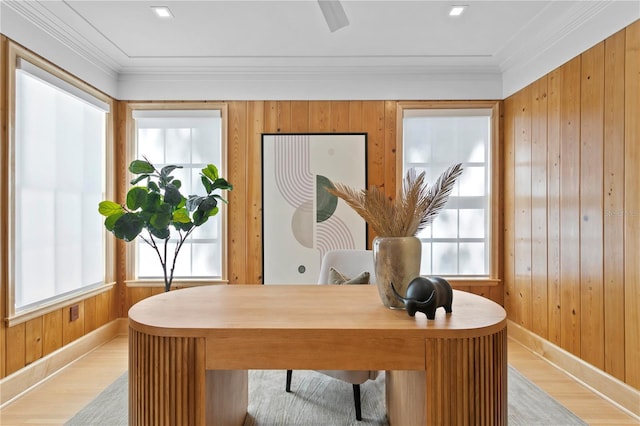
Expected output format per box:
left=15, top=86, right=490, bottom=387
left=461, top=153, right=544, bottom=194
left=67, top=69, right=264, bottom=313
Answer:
left=372, top=236, right=422, bottom=309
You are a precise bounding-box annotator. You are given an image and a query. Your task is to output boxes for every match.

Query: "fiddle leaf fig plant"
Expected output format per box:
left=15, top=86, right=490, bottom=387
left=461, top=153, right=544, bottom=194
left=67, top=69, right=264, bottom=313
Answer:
left=99, top=159, right=232, bottom=292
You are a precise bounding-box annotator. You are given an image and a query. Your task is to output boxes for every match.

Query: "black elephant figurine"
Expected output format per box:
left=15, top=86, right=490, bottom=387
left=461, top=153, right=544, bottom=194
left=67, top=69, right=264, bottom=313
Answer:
left=391, top=276, right=453, bottom=319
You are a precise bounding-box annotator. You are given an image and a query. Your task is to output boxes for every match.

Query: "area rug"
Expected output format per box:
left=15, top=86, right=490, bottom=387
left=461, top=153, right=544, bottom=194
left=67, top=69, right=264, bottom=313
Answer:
left=66, top=367, right=587, bottom=425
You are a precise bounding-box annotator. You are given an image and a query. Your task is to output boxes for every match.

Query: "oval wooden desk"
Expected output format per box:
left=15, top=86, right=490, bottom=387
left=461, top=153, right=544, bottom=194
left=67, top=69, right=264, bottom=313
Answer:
left=129, top=285, right=507, bottom=425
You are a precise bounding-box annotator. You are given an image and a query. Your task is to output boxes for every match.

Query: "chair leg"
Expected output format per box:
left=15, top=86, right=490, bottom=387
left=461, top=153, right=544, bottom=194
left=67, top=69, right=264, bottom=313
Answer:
left=286, top=370, right=292, bottom=392
left=352, top=384, right=362, bottom=421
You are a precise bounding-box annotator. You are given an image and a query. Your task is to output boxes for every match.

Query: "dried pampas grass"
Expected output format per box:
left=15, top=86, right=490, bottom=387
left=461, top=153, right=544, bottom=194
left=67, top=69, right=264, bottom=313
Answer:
left=327, top=163, right=464, bottom=237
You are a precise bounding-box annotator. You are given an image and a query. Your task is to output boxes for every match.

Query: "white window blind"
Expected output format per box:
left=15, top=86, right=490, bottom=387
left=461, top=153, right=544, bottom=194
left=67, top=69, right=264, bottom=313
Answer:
left=14, top=60, right=107, bottom=312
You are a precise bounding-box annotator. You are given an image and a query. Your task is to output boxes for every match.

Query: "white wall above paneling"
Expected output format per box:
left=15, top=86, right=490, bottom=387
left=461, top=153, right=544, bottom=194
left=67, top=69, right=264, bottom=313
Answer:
left=1, top=1, right=638, bottom=101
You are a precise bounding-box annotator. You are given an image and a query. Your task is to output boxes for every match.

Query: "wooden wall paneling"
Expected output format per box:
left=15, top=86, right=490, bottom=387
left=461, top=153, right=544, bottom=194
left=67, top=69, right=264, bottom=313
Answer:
left=546, top=68, right=563, bottom=346
left=531, top=77, right=549, bottom=338
left=62, top=301, right=84, bottom=346
left=579, top=42, right=605, bottom=369
left=514, top=86, right=533, bottom=329
left=489, top=101, right=505, bottom=306
left=227, top=101, right=248, bottom=284
left=114, top=101, right=128, bottom=318
left=1, top=34, right=7, bottom=378
left=127, top=287, right=152, bottom=313
left=42, top=309, right=63, bottom=356
left=247, top=101, right=264, bottom=284
left=384, top=101, right=397, bottom=200
left=84, top=295, right=97, bottom=334
left=6, top=323, right=25, bottom=375
left=348, top=101, right=363, bottom=131
left=24, top=317, right=43, bottom=365
left=624, top=20, right=640, bottom=388
left=276, top=101, right=292, bottom=133
left=362, top=101, right=386, bottom=245
left=603, top=29, right=626, bottom=381
left=290, top=101, right=309, bottom=133
left=109, top=286, right=119, bottom=321
left=330, top=101, right=350, bottom=132
left=559, top=57, right=582, bottom=356
left=96, top=290, right=110, bottom=328
left=263, top=101, right=278, bottom=133
left=502, top=97, right=516, bottom=320
left=309, top=101, right=331, bottom=132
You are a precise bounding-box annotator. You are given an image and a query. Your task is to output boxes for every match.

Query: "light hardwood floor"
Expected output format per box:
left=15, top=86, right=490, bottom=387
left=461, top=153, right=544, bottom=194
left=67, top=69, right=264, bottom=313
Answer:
left=1, top=335, right=637, bottom=425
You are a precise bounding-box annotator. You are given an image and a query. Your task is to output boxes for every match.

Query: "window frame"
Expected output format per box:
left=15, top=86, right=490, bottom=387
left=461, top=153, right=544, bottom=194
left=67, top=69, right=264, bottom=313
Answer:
left=397, top=101, right=502, bottom=287
left=124, top=102, right=230, bottom=288
left=5, top=41, right=115, bottom=325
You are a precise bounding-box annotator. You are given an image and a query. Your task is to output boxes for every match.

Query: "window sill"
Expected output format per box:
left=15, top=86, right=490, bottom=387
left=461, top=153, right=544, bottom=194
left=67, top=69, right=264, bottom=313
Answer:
left=125, top=279, right=229, bottom=288
left=445, top=278, right=501, bottom=287
left=5, top=282, right=117, bottom=327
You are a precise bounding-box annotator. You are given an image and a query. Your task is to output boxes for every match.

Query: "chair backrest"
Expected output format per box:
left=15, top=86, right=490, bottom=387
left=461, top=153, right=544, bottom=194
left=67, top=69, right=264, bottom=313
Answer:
left=317, top=249, right=376, bottom=285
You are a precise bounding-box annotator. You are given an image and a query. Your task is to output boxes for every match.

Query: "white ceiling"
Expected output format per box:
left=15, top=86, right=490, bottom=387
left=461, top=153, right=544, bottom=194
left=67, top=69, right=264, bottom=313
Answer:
left=1, top=0, right=638, bottom=100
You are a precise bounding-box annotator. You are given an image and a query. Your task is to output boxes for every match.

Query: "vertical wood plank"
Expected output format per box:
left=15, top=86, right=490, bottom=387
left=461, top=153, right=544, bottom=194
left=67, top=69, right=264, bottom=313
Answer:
left=247, top=101, right=264, bottom=284
left=127, top=287, right=152, bottom=312
left=96, top=290, right=110, bottom=328
left=0, top=35, right=7, bottom=378
left=330, top=101, right=350, bottom=132
left=227, top=101, right=248, bottom=284
left=384, top=101, right=397, bottom=200
left=114, top=101, right=128, bottom=319
left=603, top=28, right=626, bottom=381
left=531, top=76, right=549, bottom=338
left=42, top=309, right=63, bottom=356
left=263, top=101, right=278, bottom=133
left=276, top=101, right=292, bottom=132
left=308, top=101, right=331, bottom=132
left=547, top=68, right=562, bottom=346
left=348, top=101, right=363, bottom=131
left=559, top=57, right=581, bottom=356
left=502, top=96, right=516, bottom=321
left=24, top=317, right=43, bottom=365
left=62, top=301, right=85, bottom=346
left=514, top=86, right=533, bottom=329
left=290, top=101, right=309, bottom=133
left=84, top=295, right=98, bottom=334
left=362, top=101, right=386, bottom=245
left=580, top=42, right=605, bottom=369
left=624, top=20, right=640, bottom=388
left=6, top=323, right=25, bottom=375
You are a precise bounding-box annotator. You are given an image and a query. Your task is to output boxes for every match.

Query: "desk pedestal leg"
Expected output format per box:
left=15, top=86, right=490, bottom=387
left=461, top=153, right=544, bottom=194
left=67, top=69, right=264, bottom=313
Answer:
left=386, top=330, right=507, bottom=425
left=205, top=370, right=248, bottom=426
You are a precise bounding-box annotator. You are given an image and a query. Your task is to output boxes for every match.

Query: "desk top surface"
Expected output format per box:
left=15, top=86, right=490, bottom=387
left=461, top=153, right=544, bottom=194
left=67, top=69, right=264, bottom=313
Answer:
left=128, top=285, right=506, bottom=338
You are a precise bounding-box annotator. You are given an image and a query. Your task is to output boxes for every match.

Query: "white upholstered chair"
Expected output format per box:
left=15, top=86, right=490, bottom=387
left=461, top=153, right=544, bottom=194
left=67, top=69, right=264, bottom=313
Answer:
left=285, top=249, right=380, bottom=421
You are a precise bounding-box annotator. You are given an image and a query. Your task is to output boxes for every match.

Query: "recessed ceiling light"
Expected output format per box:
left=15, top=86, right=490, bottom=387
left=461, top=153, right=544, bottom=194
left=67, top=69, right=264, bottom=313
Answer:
left=151, top=6, right=173, bottom=19
left=449, top=5, right=467, bottom=17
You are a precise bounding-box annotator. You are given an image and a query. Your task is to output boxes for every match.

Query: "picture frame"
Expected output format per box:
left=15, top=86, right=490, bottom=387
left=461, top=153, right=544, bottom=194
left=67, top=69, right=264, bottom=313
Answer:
left=262, top=133, right=367, bottom=284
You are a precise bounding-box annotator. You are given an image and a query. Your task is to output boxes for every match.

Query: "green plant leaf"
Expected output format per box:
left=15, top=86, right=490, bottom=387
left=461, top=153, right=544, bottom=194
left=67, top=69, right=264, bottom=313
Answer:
left=163, top=184, right=183, bottom=206
left=172, top=179, right=182, bottom=189
left=129, top=160, right=155, bottom=174
left=172, top=208, right=191, bottom=223
left=174, top=221, right=194, bottom=232
left=202, top=164, right=219, bottom=182
left=98, top=201, right=123, bottom=217
left=150, top=226, right=170, bottom=239
left=150, top=211, right=171, bottom=230
left=201, top=175, right=213, bottom=194
left=148, top=181, right=160, bottom=193
left=186, top=195, right=205, bottom=212
left=207, top=206, right=219, bottom=217
left=126, top=187, right=148, bottom=210
left=193, top=209, right=208, bottom=226
left=212, top=178, right=232, bottom=191
left=104, top=211, right=125, bottom=231
left=144, top=192, right=161, bottom=211
left=130, top=174, right=150, bottom=185
left=113, top=213, right=144, bottom=242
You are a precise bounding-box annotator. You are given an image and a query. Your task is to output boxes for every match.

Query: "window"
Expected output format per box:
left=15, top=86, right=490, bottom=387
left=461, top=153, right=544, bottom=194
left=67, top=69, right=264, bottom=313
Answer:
left=130, top=108, right=227, bottom=281
left=11, top=51, right=110, bottom=315
left=402, top=107, right=495, bottom=278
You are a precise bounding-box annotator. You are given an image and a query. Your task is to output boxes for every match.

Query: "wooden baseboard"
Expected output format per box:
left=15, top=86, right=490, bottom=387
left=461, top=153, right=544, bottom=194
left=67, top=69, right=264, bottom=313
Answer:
left=0, top=317, right=128, bottom=407
left=508, top=320, right=640, bottom=420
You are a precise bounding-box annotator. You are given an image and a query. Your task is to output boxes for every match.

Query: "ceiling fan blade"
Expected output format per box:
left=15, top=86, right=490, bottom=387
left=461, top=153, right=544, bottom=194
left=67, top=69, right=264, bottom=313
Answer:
left=317, top=0, right=349, bottom=32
